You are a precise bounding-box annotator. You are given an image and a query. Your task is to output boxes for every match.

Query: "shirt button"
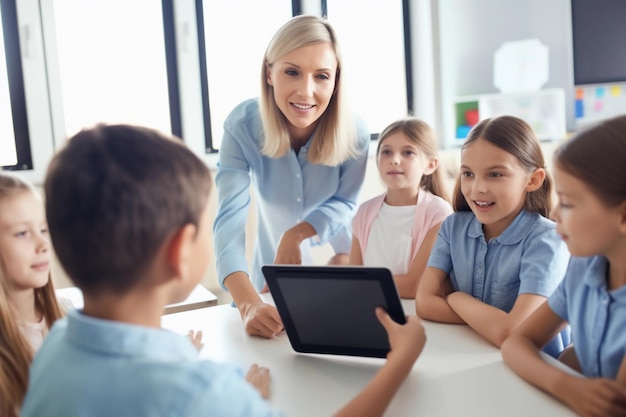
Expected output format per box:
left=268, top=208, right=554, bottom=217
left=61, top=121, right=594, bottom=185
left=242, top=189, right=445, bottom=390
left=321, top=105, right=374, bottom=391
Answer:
left=296, top=197, right=302, bottom=202
left=296, top=173, right=301, bottom=178
left=477, top=268, right=483, bottom=274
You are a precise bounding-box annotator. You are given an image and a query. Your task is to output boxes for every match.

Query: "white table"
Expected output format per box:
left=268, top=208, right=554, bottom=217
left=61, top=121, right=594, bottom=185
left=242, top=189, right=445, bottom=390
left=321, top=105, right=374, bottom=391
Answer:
left=57, top=283, right=218, bottom=315
left=161, top=295, right=577, bottom=417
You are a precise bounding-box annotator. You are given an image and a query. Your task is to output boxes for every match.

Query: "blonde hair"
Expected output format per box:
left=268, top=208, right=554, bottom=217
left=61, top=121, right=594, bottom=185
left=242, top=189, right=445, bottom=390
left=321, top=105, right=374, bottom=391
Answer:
left=0, top=173, right=64, bottom=417
left=259, top=15, right=357, bottom=166
left=377, top=118, right=450, bottom=202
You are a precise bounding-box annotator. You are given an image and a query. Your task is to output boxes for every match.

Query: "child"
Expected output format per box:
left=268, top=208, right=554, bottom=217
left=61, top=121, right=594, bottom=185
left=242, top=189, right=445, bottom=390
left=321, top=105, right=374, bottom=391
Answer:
left=416, top=115, right=570, bottom=357
left=350, top=118, right=452, bottom=298
left=502, top=115, right=626, bottom=416
left=22, top=124, right=426, bottom=417
left=0, top=172, right=64, bottom=417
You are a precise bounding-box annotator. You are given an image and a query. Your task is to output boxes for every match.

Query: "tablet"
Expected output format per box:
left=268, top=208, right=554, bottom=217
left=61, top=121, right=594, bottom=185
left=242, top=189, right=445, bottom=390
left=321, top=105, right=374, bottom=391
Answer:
left=262, top=265, right=406, bottom=358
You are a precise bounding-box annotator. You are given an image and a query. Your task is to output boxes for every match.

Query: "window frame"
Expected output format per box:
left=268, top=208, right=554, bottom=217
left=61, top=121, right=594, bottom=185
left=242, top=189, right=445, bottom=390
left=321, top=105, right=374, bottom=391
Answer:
left=1, top=0, right=33, bottom=170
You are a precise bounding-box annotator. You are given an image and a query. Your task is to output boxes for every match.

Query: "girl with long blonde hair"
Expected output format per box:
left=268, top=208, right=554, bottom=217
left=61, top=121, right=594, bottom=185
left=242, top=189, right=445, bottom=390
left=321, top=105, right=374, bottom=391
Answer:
left=0, top=173, right=63, bottom=416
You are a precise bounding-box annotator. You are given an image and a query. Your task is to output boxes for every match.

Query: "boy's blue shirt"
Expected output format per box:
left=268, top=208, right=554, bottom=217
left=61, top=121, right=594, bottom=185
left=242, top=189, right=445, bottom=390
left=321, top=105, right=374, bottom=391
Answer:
left=22, top=309, right=283, bottom=417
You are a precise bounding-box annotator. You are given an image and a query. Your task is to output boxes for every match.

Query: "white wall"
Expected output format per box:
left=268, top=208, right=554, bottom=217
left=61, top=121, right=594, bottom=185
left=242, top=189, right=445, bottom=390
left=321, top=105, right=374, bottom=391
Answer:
left=435, top=0, right=575, bottom=145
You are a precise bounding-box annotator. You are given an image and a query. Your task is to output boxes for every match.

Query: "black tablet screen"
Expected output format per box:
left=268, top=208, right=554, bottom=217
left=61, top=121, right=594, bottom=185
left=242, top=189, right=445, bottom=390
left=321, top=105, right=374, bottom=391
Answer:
left=275, top=277, right=389, bottom=349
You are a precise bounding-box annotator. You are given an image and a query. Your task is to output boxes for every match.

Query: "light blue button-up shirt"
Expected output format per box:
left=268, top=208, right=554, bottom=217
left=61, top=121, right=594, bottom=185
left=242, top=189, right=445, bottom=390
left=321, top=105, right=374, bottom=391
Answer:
left=22, top=310, right=283, bottom=417
left=214, top=98, right=370, bottom=290
left=427, top=209, right=571, bottom=357
left=549, top=256, right=626, bottom=378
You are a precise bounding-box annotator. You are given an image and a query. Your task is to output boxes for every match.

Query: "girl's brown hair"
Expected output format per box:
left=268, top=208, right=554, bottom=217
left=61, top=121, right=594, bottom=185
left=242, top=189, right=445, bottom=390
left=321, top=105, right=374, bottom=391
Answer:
left=452, top=116, right=552, bottom=217
left=377, top=118, right=449, bottom=202
left=554, top=114, right=626, bottom=207
left=0, top=173, right=64, bottom=417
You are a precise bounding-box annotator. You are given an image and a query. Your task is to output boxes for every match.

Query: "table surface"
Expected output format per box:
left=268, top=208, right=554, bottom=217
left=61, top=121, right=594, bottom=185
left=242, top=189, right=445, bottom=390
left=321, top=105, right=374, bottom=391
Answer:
left=161, top=294, right=577, bottom=417
left=57, top=283, right=218, bottom=315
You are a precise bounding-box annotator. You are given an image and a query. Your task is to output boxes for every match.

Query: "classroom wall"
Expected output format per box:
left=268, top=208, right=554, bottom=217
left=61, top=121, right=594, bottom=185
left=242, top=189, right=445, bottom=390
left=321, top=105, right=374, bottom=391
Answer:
left=435, top=0, right=575, bottom=144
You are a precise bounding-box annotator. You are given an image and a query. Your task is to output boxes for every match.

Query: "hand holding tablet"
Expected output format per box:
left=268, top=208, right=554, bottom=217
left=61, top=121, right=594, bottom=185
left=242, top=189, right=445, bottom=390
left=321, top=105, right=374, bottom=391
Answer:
left=262, top=265, right=407, bottom=358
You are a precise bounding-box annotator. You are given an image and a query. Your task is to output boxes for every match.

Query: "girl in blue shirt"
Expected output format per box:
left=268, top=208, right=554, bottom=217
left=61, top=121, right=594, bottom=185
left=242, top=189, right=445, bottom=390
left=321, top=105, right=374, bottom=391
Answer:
left=502, top=115, right=626, bottom=416
left=416, top=115, right=570, bottom=357
left=213, top=15, right=370, bottom=338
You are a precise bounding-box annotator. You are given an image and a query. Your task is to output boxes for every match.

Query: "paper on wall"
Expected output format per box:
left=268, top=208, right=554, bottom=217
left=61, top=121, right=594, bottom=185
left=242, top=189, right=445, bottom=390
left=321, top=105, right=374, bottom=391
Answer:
left=493, top=39, right=549, bottom=93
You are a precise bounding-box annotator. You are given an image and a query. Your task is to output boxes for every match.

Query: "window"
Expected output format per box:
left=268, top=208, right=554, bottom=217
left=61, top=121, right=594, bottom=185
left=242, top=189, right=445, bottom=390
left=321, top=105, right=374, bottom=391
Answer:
left=1, top=0, right=30, bottom=168
left=0, top=3, right=17, bottom=166
left=50, top=0, right=172, bottom=138
left=201, top=0, right=292, bottom=150
left=325, top=0, right=408, bottom=135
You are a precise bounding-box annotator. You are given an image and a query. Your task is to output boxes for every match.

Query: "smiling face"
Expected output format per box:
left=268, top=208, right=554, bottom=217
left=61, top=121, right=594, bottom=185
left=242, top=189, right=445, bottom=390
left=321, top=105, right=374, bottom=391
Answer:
left=266, top=42, right=337, bottom=141
left=377, top=132, right=437, bottom=203
left=551, top=165, right=624, bottom=259
left=0, top=190, right=50, bottom=292
left=460, top=138, right=540, bottom=239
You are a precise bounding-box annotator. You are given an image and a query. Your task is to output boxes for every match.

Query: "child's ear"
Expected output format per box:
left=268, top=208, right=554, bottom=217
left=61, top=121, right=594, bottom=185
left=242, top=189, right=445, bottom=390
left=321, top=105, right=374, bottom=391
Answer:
left=526, top=167, right=546, bottom=192
left=424, top=157, right=439, bottom=176
left=618, top=201, right=626, bottom=235
left=166, top=224, right=197, bottom=282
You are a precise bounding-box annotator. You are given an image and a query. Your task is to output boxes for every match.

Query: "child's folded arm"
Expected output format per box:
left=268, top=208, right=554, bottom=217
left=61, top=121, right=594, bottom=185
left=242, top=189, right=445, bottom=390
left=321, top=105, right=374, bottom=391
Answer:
left=415, top=267, right=464, bottom=324
left=447, top=292, right=547, bottom=347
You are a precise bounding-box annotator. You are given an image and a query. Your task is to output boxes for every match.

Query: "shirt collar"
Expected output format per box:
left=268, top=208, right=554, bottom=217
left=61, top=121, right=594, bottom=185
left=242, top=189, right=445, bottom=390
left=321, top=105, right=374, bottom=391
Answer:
left=468, top=210, right=536, bottom=245
left=582, top=256, right=608, bottom=289
left=582, top=257, right=626, bottom=305
left=65, top=309, right=197, bottom=360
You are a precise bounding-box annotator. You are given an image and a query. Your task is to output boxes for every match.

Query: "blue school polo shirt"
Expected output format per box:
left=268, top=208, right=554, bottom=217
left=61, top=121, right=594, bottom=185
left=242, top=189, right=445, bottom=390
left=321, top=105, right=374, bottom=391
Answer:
left=22, top=310, right=283, bottom=417
left=549, top=256, right=626, bottom=378
left=427, top=210, right=571, bottom=356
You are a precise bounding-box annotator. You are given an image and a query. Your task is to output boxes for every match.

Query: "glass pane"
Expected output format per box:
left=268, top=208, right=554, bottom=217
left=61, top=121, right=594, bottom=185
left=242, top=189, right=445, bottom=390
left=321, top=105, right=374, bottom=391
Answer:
left=0, top=5, right=18, bottom=166
left=326, top=0, right=407, bottom=134
left=52, top=0, right=170, bottom=137
left=203, top=0, right=292, bottom=150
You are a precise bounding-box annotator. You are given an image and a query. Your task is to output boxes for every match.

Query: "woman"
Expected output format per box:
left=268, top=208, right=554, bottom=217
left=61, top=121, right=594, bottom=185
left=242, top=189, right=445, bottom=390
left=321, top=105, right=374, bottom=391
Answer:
left=213, top=15, right=370, bottom=338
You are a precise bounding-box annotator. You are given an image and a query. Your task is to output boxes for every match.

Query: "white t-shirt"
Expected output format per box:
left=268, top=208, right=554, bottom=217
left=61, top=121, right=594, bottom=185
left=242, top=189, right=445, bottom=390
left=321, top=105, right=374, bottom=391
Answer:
left=363, top=202, right=416, bottom=274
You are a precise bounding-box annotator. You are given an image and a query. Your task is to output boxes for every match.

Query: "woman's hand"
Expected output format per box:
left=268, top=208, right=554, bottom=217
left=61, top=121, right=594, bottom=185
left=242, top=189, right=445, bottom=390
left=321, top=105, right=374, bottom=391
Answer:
left=242, top=301, right=284, bottom=338
left=274, top=222, right=317, bottom=265
left=224, top=272, right=284, bottom=338
left=274, top=230, right=304, bottom=265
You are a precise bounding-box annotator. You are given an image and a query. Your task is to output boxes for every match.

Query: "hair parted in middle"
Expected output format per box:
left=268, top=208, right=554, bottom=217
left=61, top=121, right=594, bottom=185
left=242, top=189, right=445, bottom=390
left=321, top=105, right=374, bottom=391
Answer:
left=44, top=124, right=212, bottom=296
left=376, top=117, right=450, bottom=203
left=452, top=115, right=552, bottom=217
left=259, top=14, right=357, bottom=166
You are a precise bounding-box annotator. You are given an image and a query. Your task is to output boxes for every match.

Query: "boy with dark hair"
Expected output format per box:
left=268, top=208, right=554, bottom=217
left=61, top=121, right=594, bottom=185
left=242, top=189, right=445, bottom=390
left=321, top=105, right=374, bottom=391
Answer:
left=22, top=124, right=426, bottom=417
